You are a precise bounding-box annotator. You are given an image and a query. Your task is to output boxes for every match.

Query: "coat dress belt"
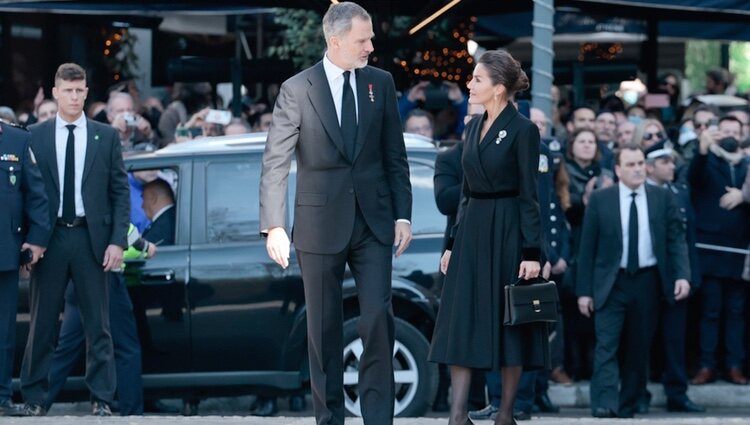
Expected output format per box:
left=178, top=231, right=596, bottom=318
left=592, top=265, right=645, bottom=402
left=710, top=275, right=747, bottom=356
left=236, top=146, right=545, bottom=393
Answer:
left=468, top=189, right=519, bottom=199
left=56, top=216, right=87, bottom=227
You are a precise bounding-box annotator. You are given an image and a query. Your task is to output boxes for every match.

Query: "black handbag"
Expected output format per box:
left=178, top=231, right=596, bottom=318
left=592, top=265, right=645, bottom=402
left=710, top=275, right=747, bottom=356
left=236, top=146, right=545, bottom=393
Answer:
left=503, top=277, right=559, bottom=326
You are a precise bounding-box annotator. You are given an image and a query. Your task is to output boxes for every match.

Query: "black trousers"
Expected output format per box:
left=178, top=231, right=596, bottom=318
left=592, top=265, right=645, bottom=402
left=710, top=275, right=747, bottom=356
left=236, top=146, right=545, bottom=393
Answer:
left=0, top=270, right=19, bottom=403
left=590, top=267, right=660, bottom=417
left=20, top=225, right=116, bottom=405
left=296, top=208, right=394, bottom=425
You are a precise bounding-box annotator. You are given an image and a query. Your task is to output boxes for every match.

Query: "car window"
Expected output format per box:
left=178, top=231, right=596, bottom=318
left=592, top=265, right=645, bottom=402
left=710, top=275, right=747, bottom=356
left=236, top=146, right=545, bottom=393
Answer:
left=409, top=160, right=443, bottom=235
left=206, top=159, right=261, bottom=243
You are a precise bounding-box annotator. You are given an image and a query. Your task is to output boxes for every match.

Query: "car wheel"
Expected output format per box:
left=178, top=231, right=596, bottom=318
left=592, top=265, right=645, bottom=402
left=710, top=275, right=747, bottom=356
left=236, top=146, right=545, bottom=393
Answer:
left=342, top=317, right=437, bottom=417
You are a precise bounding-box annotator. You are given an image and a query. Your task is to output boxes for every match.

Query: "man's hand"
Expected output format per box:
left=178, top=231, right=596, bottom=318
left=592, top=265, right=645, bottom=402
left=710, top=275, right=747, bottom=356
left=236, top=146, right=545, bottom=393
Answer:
left=542, top=261, right=552, bottom=280
left=394, top=221, right=412, bottom=257
left=103, top=244, right=124, bottom=272
left=518, top=261, right=541, bottom=280
left=406, top=81, right=429, bottom=103
left=440, top=250, right=451, bottom=275
left=719, top=186, right=744, bottom=210
left=674, top=279, right=691, bottom=301
left=699, top=128, right=719, bottom=155
left=578, top=296, right=594, bottom=318
left=266, top=227, right=291, bottom=269
left=21, top=243, right=45, bottom=266
left=444, top=81, right=465, bottom=103
left=146, top=242, right=157, bottom=258
left=551, top=258, right=568, bottom=275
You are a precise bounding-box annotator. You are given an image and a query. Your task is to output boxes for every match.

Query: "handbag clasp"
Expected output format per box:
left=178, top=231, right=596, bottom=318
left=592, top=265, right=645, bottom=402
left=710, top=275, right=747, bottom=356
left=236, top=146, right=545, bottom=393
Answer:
left=533, top=299, right=541, bottom=312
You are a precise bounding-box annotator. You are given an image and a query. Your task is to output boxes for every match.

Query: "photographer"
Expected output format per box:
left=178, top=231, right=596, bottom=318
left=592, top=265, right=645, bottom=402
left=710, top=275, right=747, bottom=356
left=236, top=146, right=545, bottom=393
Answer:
left=107, top=92, right=155, bottom=151
left=399, top=80, right=468, bottom=139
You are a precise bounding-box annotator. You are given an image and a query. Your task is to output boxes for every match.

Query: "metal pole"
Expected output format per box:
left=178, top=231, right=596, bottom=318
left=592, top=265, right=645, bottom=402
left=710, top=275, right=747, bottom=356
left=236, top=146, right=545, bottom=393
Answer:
left=531, top=0, right=554, bottom=136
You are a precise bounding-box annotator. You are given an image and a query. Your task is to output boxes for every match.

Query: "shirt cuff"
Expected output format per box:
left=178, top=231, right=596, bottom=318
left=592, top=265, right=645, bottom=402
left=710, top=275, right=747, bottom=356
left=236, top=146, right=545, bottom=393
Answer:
left=396, top=219, right=411, bottom=225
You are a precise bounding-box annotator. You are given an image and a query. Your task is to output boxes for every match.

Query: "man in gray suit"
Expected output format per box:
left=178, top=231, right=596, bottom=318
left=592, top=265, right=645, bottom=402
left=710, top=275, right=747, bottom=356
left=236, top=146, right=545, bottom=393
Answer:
left=576, top=144, right=690, bottom=418
left=260, top=3, right=412, bottom=424
left=16, top=63, right=129, bottom=417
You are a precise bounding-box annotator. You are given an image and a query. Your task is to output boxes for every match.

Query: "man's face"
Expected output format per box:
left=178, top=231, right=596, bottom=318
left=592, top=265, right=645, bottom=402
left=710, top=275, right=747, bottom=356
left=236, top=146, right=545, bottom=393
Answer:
left=617, top=121, right=636, bottom=147
left=719, top=120, right=742, bottom=140
left=405, top=116, right=433, bottom=139
left=107, top=96, right=134, bottom=123
left=328, top=17, right=374, bottom=70
left=728, top=110, right=749, bottom=139
left=616, top=149, right=647, bottom=189
left=37, top=101, right=57, bottom=123
left=530, top=108, right=548, bottom=138
left=255, top=112, right=273, bottom=132
left=595, top=112, right=616, bottom=141
left=572, top=108, right=595, bottom=131
left=646, top=157, right=675, bottom=184
left=693, top=110, right=716, bottom=137
left=52, top=79, right=88, bottom=119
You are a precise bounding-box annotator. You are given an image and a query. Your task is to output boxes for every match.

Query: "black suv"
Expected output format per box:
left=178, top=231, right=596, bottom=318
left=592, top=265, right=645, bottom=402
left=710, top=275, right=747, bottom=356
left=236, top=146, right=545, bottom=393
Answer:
left=14, top=132, right=447, bottom=417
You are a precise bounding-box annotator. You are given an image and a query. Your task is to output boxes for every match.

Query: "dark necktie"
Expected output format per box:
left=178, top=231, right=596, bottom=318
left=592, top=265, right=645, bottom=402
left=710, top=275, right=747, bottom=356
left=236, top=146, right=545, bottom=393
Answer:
left=626, top=192, right=639, bottom=274
left=62, top=124, right=77, bottom=222
left=340, top=70, right=357, bottom=160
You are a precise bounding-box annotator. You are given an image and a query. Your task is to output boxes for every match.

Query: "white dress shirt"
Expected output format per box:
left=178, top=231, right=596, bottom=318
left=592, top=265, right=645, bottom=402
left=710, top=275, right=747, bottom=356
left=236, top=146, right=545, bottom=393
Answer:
left=618, top=182, right=657, bottom=269
left=55, top=113, right=88, bottom=217
left=323, top=53, right=359, bottom=125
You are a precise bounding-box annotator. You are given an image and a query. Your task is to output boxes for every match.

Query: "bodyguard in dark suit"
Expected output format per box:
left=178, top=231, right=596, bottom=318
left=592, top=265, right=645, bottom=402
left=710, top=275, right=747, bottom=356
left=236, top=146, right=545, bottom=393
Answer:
left=576, top=144, right=690, bottom=418
left=0, top=121, right=50, bottom=416
left=259, top=4, right=412, bottom=424
left=18, top=63, right=130, bottom=417
left=642, top=143, right=705, bottom=412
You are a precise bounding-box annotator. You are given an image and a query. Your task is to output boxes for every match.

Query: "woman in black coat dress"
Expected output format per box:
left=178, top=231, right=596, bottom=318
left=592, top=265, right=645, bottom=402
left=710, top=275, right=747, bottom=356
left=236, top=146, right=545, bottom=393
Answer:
left=429, top=50, right=547, bottom=425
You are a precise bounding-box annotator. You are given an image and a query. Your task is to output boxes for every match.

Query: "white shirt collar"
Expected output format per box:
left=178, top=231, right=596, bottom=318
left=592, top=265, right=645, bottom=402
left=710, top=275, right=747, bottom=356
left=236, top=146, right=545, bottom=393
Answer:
left=619, top=181, right=646, bottom=198
left=151, top=204, right=174, bottom=223
left=323, top=52, right=350, bottom=81
left=55, top=112, right=86, bottom=130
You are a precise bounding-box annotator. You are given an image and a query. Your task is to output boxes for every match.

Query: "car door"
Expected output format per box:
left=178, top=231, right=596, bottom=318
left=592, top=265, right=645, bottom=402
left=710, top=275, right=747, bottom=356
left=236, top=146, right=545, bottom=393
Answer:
left=124, top=159, right=192, bottom=374
left=188, top=152, right=304, bottom=381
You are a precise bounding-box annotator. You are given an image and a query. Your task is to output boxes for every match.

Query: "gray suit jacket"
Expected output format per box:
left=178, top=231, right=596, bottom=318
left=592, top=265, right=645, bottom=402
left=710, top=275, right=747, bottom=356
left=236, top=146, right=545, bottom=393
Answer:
left=576, top=184, right=690, bottom=310
left=260, top=61, right=411, bottom=254
left=29, top=118, right=130, bottom=263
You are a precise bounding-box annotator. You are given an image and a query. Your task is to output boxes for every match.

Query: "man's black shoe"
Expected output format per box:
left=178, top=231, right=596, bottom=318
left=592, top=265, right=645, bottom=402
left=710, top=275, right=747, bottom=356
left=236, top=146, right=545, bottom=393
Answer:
left=513, top=410, right=531, bottom=420
left=12, top=403, right=46, bottom=417
left=667, top=399, right=706, bottom=413
left=250, top=397, right=277, bottom=417
left=288, top=395, right=306, bottom=412
left=0, top=400, right=23, bottom=416
left=534, top=393, right=560, bottom=413
left=636, top=389, right=651, bottom=414
left=468, top=403, right=498, bottom=420
left=592, top=407, right=616, bottom=418
left=92, top=401, right=112, bottom=416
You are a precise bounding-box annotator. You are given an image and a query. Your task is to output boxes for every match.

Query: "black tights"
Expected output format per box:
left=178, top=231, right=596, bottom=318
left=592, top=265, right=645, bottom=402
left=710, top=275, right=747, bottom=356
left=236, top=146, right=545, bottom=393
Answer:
left=448, top=365, right=522, bottom=425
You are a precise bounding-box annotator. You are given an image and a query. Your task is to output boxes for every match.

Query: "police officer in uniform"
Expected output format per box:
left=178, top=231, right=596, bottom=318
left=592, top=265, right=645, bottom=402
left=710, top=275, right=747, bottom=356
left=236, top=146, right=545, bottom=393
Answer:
left=641, top=142, right=705, bottom=413
left=0, top=120, right=50, bottom=416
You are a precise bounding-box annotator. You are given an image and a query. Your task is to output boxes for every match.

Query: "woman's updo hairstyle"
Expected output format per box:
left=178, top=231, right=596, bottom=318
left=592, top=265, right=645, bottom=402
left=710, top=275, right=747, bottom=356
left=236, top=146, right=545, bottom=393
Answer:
left=477, top=49, right=529, bottom=98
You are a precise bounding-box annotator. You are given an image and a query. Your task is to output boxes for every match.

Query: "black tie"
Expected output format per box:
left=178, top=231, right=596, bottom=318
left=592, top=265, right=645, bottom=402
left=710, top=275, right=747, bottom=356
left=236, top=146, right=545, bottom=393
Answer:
left=626, top=192, right=639, bottom=274
left=340, top=70, right=357, bottom=160
left=62, top=124, right=77, bottom=222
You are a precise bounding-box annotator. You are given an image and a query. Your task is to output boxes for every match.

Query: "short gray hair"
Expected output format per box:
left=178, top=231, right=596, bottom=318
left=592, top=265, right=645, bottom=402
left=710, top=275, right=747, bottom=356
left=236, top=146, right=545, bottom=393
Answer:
left=107, top=92, right=134, bottom=112
left=322, top=2, right=371, bottom=41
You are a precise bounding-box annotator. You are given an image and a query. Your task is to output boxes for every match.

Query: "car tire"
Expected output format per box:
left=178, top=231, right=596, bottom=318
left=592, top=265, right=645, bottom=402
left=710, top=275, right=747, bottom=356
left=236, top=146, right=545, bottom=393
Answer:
left=342, top=316, right=437, bottom=417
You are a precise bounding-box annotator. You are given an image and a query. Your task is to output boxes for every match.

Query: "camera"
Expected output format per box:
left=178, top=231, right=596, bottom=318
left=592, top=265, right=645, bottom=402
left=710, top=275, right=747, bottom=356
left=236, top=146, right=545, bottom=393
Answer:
left=123, top=113, right=137, bottom=128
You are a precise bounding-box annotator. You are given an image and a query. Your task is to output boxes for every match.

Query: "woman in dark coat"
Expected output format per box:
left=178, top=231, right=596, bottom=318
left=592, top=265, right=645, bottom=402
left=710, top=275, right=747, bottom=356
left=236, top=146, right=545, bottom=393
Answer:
left=429, top=49, right=547, bottom=425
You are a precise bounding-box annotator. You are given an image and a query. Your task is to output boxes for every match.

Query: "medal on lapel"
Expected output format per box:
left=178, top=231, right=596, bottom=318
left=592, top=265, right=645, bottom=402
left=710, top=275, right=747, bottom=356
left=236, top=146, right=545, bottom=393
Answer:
left=495, top=130, right=507, bottom=144
left=9, top=166, right=16, bottom=186
left=368, top=84, right=374, bottom=102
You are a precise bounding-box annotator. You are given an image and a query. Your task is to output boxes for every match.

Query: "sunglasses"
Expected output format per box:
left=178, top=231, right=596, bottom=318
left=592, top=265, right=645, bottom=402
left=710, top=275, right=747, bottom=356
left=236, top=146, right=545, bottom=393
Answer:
left=694, top=121, right=709, bottom=129
left=643, top=132, right=664, bottom=141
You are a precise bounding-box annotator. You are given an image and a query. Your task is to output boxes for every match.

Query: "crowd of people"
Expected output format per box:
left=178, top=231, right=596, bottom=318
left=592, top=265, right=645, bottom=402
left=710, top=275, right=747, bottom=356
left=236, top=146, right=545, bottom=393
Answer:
left=2, top=2, right=750, bottom=421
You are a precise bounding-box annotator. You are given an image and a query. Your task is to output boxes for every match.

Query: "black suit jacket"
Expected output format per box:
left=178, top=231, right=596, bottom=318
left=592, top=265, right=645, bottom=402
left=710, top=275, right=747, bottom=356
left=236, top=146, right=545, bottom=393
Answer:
left=29, top=118, right=130, bottom=263
left=260, top=61, right=412, bottom=254
left=576, top=184, right=690, bottom=310
left=433, top=142, right=463, bottom=252
left=142, top=205, right=175, bottom=246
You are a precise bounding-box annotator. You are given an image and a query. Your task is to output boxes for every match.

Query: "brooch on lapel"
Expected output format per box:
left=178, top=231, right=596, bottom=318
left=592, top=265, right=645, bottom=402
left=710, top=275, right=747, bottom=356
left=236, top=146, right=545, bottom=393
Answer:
left=495, top=130, right=507, bottom=144
left=368, top=84, right=374, bottom=102
left=95, top=134, right=99, bottom=141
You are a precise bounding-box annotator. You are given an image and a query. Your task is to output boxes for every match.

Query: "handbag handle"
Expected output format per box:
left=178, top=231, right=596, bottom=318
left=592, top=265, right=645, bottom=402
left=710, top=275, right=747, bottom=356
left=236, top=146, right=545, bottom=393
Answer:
left=509, top=276, right=551, bottom=287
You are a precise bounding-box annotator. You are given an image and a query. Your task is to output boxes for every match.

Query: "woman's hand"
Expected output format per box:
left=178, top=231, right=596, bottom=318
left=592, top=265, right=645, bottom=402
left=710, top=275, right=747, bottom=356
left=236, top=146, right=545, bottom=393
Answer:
left=518, top=261, right=541, bottom=280
left=440, top=250, right=451, bottom=275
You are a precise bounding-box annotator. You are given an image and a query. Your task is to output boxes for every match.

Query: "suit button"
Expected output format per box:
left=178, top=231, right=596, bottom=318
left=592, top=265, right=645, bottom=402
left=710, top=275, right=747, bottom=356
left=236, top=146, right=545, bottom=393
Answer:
left=550, top=216, right=557, bottom=222
left=551, top=228, right=557, bottom=235
left=551, top=241, right=557, bottom=247
left=348, top=188, right=354, bottom=194
left=550, top=202, right=556, bottom=209
left=17, top=227, right=21, bottom=232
